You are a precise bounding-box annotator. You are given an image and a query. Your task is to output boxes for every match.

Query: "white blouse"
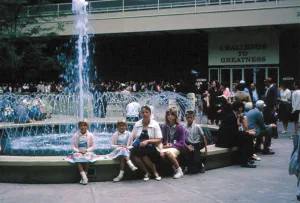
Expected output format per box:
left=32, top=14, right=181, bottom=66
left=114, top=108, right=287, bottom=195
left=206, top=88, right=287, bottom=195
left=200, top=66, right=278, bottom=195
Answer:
left=280, top=89, right=291, bottom=102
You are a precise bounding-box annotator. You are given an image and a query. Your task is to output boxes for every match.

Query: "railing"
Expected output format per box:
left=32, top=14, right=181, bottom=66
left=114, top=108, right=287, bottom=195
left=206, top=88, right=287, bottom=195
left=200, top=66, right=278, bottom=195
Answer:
left=23, top=0, right=300, bottom=18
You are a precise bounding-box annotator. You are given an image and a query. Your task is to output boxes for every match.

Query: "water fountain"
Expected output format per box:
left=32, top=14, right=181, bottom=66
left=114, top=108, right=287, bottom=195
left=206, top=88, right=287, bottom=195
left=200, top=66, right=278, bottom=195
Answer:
left=0, top=1, right=220, bottom=184
left=0, top=1, right=215, bottom=184
left=0, top=91, right=201, bottom=156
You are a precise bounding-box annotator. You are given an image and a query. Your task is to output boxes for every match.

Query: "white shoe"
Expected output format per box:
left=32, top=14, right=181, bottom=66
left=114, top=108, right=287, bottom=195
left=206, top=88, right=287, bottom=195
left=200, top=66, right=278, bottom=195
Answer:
left=82, top=178, right=88, bottom=185
left=281, top=131, right=287, bottom=134
left=129, top=165, right=138, bottom=171
left=143, top=174, right=150, bottom=182
left=183, top=167, right=188, bottom=174
left=113, top=175, right=123, bottom=182
left=154, top=173, right=161, bottom=181
left=200, top=163, right=206, bottom=173
left=80, top=171, right=88, bottom=185
left=173, top=167, right=184, bottom=179
left=172, top=166, right=176, bottom=175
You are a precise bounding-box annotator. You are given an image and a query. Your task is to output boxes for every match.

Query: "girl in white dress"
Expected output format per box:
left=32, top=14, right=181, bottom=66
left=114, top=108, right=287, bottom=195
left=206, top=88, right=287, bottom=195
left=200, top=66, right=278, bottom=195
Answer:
left=107, top=119, right=137, bottom=182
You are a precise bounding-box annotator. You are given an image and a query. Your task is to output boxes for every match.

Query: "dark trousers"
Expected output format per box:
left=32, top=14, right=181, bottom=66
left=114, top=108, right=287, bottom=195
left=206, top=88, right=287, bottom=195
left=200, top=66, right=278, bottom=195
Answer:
left=181, top=143, right=205, bottom=173
left=237, top=133, right=254, bottom=164
left=255, top=127, right=272, bottom=151
left=263, top=105, right=278, bottom=138
left=263, top=106, right=273, bottom=125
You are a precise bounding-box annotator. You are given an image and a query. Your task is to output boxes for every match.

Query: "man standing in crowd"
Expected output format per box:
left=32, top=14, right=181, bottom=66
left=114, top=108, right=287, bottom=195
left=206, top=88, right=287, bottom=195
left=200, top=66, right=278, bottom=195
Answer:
left=263, top=77, right=278, bottom=124
left=263, top=77, right=278, bottom=139
left=240, top=80, right=250, bottom=94
left=247, top=100, right=277, bottom=155
left=291, top=82, right=300, bottom=137
left=250, top=83, right=259, bottom=103
left=233, top=83, right=252, bottom=103
left=125, top=99, right=141, bottom=122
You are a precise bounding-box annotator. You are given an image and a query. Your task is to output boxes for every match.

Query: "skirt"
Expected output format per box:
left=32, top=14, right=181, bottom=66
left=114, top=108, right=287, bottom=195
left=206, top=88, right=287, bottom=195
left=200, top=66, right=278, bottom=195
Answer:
left=278, top=102, right=292, bottom=122
left=64, top=152, right=104, bottom=163
left=130, top=145, right=160, bottom=164
left=159, top=147, right=180, bottom=157
left=105, top=147, right=131, bottom=160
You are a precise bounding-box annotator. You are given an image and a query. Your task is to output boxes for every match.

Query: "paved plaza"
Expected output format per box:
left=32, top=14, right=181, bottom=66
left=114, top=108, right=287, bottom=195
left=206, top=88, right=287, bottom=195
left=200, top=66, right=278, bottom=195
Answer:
left=0, top=123, right=298, bottom=203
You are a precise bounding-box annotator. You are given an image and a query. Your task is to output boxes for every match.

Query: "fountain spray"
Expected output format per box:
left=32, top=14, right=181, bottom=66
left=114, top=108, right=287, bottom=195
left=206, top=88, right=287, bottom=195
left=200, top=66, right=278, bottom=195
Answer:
left=72, top=0, right=90, bottom=119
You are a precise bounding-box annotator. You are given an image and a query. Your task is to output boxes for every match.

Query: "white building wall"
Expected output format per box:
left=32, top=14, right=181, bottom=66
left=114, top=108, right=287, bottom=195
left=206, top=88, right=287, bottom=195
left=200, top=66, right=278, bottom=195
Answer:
left=40, top=0, right=300, bottom=36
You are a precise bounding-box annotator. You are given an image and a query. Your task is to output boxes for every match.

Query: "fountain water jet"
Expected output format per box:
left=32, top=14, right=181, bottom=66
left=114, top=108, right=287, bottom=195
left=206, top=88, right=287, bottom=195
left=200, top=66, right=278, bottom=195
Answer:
left=72, top=0, right=91, bottom=119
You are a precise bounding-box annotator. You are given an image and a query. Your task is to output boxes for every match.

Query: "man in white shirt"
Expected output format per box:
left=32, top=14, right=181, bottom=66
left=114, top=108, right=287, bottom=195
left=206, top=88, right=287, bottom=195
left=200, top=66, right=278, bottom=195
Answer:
left=125, top=100, right=141, bottom=122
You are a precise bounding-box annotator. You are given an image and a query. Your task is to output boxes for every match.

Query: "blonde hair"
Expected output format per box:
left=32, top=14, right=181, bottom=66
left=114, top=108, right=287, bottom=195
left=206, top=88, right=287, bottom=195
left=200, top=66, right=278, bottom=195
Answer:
left=78, top=119, right=89, bottom=128
left=117, top=119, right=127, bottom=127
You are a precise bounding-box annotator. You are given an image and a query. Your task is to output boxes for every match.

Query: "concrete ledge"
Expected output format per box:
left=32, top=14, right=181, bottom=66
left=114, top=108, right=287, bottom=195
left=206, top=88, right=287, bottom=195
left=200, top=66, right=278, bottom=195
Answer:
left=0, top=156, right=118, bottom=166
left=0, top=144, right=237, bottom=183
left=0, top=145, right=235, bottom=167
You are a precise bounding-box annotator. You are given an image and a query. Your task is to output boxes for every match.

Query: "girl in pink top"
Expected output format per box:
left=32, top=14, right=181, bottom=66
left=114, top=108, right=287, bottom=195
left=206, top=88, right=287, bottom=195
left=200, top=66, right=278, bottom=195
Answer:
left=68, top=120, right=100, bottom=185
left=220, top=83, right=231, bottom=99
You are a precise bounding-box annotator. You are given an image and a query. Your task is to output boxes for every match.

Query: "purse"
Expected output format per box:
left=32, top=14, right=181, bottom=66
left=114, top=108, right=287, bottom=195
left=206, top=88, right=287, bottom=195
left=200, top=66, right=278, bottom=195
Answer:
left=132, top=130, right=152, bottom=148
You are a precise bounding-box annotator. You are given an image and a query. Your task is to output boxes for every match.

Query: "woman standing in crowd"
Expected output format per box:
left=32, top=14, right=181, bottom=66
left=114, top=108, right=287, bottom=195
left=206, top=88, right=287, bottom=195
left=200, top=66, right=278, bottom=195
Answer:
left=207, top=80, right=223, bottom=125
left=291, top=83, right=300, bottom=137
left=220, top=83, right=231, bottom=102
left=160, top=109, right=185, bottom=179
left=107, top=119, right=137, bottom=182
left=216, top=102, right=256, bottom=168
left=130, top=106, right=162, bottom=181
left=278, top=82, right=292, bottom=134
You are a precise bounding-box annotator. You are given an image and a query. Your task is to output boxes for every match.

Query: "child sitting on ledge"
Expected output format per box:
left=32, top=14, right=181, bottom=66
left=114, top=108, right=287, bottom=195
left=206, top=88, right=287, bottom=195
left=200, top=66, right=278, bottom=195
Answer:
left=106, top=119, right=137, bottom=182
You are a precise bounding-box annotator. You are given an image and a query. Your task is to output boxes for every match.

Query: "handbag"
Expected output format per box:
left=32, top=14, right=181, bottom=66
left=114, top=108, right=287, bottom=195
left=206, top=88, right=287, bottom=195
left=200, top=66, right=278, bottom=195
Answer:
left=132, top=130, right=152, bottom=148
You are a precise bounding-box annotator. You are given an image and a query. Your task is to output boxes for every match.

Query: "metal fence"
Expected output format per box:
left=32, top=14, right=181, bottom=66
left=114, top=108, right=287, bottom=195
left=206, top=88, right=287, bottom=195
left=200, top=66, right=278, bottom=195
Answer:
left=23, top=0, right=300, bottom=18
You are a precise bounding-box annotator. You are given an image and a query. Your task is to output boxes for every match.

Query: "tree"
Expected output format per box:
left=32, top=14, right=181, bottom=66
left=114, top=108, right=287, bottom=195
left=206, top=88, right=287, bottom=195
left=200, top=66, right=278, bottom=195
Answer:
left=0, top=0, right=65, bottom=83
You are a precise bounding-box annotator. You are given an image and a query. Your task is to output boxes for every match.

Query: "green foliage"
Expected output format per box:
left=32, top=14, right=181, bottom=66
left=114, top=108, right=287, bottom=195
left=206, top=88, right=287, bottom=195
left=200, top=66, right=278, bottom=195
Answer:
left=0, top=0, right=65, bottom=83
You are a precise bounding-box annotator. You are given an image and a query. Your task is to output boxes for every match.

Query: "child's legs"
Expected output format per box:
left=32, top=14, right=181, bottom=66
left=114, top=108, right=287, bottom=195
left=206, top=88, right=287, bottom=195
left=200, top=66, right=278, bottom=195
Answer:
left=118, top=156, right=125, bottom=171
left=77, top=163, right=85, bottom=172
left=83, top=163, right=89, bottom=173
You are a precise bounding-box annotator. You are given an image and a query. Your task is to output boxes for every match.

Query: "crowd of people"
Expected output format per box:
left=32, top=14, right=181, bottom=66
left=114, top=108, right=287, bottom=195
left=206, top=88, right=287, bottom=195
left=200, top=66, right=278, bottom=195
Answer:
left=67, top=77, right=300, bottom=186
left=0, top=80, right=181, bottom=94
left=193, top=78, right=300, bottom=138
left=2, top=76, right=300, bottom=200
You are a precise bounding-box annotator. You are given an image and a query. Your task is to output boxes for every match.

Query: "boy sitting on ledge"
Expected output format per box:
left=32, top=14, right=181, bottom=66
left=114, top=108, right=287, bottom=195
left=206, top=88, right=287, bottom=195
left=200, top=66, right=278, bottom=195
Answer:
left=182, top=110, right=208, bottom=174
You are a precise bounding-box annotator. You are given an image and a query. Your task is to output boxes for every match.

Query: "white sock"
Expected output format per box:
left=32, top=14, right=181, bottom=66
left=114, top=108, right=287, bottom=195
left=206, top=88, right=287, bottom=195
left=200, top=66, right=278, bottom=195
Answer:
left=119, top=170, right=124, bottom=177
left=127, top=160, right=137, bottom=170
left=80, top=171, right=88, bottom=180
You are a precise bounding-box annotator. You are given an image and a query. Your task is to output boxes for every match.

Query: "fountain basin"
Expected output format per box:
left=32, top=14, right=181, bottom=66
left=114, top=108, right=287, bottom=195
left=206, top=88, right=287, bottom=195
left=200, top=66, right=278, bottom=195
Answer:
left=0, top=144, right=237, bottom=183
left=0, top=118, right=226, bottom=183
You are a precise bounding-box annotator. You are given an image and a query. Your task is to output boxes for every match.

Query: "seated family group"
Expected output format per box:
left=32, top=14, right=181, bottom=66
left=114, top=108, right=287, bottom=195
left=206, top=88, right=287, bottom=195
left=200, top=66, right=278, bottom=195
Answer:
left=68, top=100, right=275, bottom=185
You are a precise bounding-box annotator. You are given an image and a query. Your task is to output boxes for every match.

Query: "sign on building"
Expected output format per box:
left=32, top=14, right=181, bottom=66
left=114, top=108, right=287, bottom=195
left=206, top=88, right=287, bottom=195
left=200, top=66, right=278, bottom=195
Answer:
left=208, top=31, right=279, bottom=66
